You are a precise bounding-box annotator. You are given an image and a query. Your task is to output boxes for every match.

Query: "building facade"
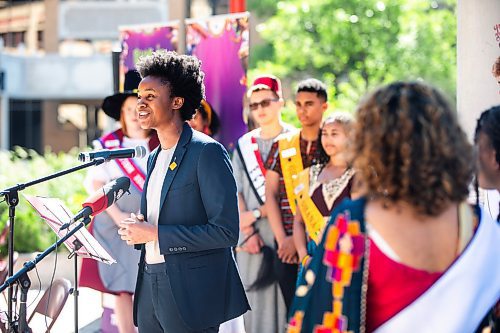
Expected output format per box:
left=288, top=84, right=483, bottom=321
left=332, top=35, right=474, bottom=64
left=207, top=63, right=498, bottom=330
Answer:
left=0, top=0, right=229, bottom=153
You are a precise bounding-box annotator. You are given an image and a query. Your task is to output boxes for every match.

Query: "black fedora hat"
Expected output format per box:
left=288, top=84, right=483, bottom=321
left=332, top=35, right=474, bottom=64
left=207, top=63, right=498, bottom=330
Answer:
left=102, top=70, right=142, bottom=121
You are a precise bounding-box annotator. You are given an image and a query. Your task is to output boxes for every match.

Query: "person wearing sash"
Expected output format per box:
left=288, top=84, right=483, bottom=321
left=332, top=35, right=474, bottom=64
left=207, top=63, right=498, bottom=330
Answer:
left=232, top=75, right=294, bottom=333
left=79, top=70, right=159, bottom=333
left=288, top=81, right=500, bottom=333
left=265, top=78, right=327, bottom=313
left=293, top=113, right=356, bottom=275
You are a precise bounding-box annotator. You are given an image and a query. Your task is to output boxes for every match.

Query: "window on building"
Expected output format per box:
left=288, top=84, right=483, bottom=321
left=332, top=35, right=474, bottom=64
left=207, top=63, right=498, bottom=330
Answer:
left=13, top=31, right=25, bottom=47
left=9, top=99, right=42, bottom=153
left=37, top=30, right=43, bottom=50
left=1, top=31, right=26, bottom=48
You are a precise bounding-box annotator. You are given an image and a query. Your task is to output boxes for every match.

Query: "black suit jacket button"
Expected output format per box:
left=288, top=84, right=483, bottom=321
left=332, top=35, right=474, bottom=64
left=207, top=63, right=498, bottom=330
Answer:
left=183, top=247, right=187, bottom=251
left=169, top=247, right=173, bottom=251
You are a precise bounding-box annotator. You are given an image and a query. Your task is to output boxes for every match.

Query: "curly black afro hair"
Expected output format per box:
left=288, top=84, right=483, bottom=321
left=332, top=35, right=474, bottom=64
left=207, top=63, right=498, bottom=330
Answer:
left=136, top=50, right=206, bottom=121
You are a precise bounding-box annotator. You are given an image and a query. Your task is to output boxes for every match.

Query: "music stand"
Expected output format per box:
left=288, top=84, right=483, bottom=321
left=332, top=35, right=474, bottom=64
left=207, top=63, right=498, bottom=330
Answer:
left=0, top=157, right=106, bottom=332
left=23, top=195, right=116, bottom=333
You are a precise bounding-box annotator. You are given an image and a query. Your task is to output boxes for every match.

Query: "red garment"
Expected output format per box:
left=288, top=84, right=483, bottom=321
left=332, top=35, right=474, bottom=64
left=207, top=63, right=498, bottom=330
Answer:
left=366, top=239, right=443, bottom=332
left=79, top=219, right=129, bottom=295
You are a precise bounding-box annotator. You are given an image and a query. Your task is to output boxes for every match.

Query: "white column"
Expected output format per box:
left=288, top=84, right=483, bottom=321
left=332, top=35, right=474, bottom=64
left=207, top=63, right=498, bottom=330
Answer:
left=168, top=0, right=189, bottom=54
left=457, top=0, right=500, bottom=140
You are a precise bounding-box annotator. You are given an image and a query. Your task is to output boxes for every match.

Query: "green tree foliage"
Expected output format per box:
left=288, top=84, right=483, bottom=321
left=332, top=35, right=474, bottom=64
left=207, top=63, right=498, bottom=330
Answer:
left=248, top=0, right=457, bottom=116
left=0, top=148, right=88, bottom=253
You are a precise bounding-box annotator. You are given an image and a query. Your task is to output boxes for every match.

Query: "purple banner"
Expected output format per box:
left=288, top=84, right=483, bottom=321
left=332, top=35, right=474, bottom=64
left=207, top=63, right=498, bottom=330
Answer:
left=119, top=24, right=177, bottom=92
left=187, top=13, right=249, bottom=150
left=119, top=13, right=249, bottom=150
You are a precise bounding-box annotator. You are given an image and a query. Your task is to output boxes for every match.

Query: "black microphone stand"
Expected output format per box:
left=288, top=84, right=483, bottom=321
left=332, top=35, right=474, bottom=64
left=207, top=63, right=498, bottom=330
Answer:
left=0, top=158, right=105, bottom=332
left=0, top=217, right=92, bottom=333
left=68, top=238, right=83, bottom=333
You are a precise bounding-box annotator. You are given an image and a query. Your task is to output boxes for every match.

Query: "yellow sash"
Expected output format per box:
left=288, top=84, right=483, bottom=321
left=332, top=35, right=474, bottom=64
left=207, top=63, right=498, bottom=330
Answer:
left=294, top=168, right=325, bottom=244
left=279, top=132, right=303, bottom=214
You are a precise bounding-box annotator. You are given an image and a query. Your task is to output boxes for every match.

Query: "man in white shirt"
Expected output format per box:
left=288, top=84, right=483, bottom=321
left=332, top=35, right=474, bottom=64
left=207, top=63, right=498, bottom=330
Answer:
left=118, top=50, right=249, bottom=333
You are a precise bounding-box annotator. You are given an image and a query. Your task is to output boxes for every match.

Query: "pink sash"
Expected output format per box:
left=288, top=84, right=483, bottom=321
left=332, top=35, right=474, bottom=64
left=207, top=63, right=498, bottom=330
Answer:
left=98, top=129, right=159, bottom=192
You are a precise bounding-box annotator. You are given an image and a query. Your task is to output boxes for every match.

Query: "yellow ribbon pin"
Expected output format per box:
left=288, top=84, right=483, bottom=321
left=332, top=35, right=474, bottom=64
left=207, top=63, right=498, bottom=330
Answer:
left=169, top=162, right=177, bottom=170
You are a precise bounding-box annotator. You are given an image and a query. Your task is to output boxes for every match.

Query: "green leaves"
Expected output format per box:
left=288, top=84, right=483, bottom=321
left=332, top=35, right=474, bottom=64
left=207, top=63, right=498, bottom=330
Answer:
left=0, top=147, right=87, bottom=253
left=249, top=0, right=457, bottom=114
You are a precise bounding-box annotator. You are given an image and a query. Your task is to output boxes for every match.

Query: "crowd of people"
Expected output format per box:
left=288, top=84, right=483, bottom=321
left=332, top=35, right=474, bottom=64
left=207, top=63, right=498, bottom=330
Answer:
left=80, top=50, right=499, bottom=333
left=236, top=75, right=499, bottom=333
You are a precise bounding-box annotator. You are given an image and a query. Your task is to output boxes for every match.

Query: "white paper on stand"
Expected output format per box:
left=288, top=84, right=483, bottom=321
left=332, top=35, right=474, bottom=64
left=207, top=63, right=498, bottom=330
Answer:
left=24, top=194, right=116, bottom=265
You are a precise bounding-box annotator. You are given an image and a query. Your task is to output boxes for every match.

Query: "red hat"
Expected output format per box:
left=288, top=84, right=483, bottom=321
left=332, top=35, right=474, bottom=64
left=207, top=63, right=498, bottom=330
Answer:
left=247, top=75, right=282, bottom=99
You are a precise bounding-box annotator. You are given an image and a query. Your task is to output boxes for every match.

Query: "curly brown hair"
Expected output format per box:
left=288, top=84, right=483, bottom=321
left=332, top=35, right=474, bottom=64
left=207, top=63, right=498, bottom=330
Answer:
left=352, top=81, right=474, bottom=216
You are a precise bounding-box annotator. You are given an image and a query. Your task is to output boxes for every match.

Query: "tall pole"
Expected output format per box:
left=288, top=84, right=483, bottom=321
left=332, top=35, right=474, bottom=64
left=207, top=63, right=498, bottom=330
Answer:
left=173, top=0, right=191, bottom=55
left=229, top=0, right=246, bottom=13
left=457, top=0, right=500, bottom=140
left=0, top=92, right=8, bottom=150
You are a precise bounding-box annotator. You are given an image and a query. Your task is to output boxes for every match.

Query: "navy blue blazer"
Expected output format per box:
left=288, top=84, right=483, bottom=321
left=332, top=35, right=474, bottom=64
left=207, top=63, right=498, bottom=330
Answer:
left=133, top=123, right=250, bottom=330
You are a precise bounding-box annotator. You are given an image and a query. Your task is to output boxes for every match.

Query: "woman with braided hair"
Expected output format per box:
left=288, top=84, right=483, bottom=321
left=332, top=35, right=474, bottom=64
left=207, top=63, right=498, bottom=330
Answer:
left=288, top=81, right=500, bottom=333
left=475, top=105, right=500, bottom=197
left=474, top=105, right=500, bottom=223
left=474, top=105, right=500, bottom=333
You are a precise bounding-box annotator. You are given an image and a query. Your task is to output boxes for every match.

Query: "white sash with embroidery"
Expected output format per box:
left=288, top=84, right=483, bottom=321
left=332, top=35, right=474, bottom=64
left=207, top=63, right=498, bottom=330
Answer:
left=237, top=129, right=267, bottom=204
left=375, top=208, right=500, bottom=333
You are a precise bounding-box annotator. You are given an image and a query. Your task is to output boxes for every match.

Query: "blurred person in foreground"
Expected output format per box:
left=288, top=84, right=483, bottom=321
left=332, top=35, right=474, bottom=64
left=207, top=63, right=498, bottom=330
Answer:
left=288, top=81, right=500, bottom=333
left=79, top=70, right=159, bottom=333
left=117, top=51, right=249, bottom=333
left=233, top=75, right=294, bottom=333
left=293, top=113, right=357, bottom=276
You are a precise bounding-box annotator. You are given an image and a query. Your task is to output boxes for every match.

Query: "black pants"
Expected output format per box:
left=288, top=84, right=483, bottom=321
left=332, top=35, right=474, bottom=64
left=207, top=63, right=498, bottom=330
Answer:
left=273, top=254, right=298, bottom=316
left=136, top=262, right=220, bottom=333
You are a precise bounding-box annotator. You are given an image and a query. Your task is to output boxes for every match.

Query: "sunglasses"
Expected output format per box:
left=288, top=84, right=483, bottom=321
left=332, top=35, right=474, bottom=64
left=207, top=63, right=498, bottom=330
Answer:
left=249, top=98, right=279, bottom=111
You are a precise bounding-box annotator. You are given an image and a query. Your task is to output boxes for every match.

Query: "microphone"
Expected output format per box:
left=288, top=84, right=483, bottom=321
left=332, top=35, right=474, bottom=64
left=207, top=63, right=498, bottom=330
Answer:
left=78, top=146, right=147, bottom=162
left=60, top=177, right=131, bottom=230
